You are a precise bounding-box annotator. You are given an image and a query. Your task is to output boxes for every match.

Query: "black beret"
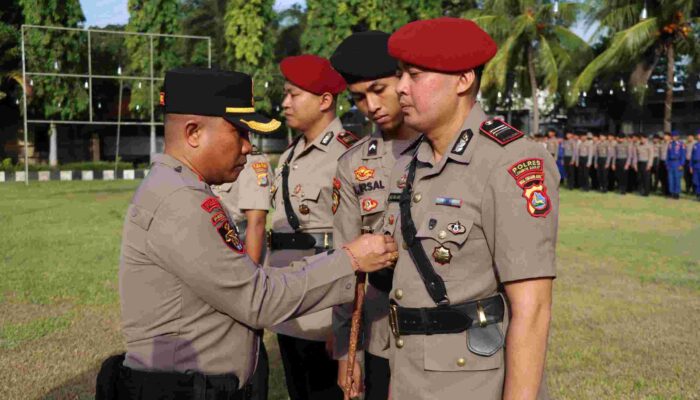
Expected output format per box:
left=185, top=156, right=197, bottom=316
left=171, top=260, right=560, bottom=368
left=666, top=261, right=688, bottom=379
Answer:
left=331, top=31, right=398, bottom=84
left=164, top=67, right=280, bottom=134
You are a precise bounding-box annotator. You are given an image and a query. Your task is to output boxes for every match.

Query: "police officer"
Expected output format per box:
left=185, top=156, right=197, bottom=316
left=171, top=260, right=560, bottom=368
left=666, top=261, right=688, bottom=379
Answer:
left=652, top=134, right=662, bottom=192
left=329, top=31, right=420, bottom=399
left=685, top=134, right=696, bottom=194
left=636, top=134, right=655, bottom=196
left=545, top=129, right=558, bottom=159
left=575, top=132, right=593, bottom=191
left=267, top=55, right=358, bottom=400
left=612, top=134, right=632, bottom=194
left=563, top=131, right=576, bottom=189
left=595, top=132, right=612, bottom=193
left=667, top=131, right=686, bottom=199
left=107, top=67, right=398, bottom=400
left=385, top=18, right=558, bottom=399
left=691, top=131, right=700, bottom=200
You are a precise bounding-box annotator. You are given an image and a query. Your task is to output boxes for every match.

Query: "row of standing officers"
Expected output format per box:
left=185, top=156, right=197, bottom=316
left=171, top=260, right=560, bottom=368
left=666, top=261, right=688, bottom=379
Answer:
left=104, top=17, right=559, bottom=400
left=540, top=131, right=700, bottom=200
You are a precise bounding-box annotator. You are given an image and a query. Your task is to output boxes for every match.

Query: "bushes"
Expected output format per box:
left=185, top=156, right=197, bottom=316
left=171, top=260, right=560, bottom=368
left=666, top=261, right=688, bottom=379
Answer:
left=1, top=158, right=141, bottom=173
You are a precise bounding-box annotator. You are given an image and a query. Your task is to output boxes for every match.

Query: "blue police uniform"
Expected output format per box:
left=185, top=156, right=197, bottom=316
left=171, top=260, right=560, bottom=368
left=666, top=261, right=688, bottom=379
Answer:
left=666, top=136, right=686, bottom=198
left=691, top=141, right=700, bottom=199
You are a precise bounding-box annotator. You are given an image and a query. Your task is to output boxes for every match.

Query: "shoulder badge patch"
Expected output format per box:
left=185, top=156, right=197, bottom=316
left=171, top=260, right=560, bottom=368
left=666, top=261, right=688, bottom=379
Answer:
left=201, top=197, right=245, bottom=253
left=252, top=161, right=269, bottom=187
left=354, top=166, right=375, bottom=181
left=480, top=119, right=524, bottom=146
left=337, top=130, right=360, bottom=148
left=507, top=158, right=551, bottom=218
left=332, top=177, right=341, bottom=215
left=321, top=131, right=334, bottom=146
left=367, top=140, right=378, bottom=156
left=451, top=129, right=473, bottom=155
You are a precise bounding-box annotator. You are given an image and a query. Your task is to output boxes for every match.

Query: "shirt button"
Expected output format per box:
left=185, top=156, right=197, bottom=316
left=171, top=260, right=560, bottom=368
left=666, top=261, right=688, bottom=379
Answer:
left=394, top=289, right=404, bottom=300
left=438, top=230, right=447, bottom=239
left=293, top=164, right=298, bottom=170
left=413, top=193, right=422, bottom=203
left=345, top=282, right=352, bottom=290
left=456, top=358, right=466, bottom=367
left=396, top=338, right=404, bottom=348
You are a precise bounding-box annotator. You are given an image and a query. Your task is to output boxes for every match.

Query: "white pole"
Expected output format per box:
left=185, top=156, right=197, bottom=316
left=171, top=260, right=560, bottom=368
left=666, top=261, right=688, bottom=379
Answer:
left=21, top=25, right=29, bottom=185
left=115, top=79, right=123, bottom=175
left=149, top=36, right=156, bottom=162
left=49, top=122, right=57, bottom=167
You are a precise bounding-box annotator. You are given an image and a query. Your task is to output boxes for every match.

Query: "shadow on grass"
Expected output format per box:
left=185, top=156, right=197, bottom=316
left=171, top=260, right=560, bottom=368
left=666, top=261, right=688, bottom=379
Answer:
left=40, top=361, right=101, bottom=400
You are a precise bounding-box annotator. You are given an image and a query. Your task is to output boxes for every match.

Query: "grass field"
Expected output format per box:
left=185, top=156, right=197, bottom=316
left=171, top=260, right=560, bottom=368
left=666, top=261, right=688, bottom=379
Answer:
left=1, top=181, right=699, bottom=399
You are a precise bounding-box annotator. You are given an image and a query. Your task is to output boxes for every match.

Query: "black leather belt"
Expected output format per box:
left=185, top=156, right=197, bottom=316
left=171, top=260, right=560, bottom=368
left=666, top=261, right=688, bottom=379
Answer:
left=267, top=231, right=333, bottom=251
left=389, top=295, right=504, bottom=337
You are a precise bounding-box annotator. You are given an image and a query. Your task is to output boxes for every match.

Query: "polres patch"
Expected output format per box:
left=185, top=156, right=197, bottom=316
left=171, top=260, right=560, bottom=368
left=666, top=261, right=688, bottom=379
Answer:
left=354, top=166, right=375, bottom=181
left=507, top=158, right=551, bottom=218
left=201, top=197, right=245, bottom=253
left=480, top=119, right=523, bottom=146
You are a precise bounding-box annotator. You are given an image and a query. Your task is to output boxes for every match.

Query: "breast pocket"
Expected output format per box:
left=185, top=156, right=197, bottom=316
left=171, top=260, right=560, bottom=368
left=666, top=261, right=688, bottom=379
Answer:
left=294, top=184, right=323, bottom=226
left=415, top=211, right=473, bottom=282
left=359, top=192, right=387, bottom=233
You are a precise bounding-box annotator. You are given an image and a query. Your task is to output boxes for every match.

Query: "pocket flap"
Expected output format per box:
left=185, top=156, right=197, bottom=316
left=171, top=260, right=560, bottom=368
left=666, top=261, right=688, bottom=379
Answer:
left=415, top=212, right=473, bottom=246
left=294, top=184, right=321, bottom=201
left=424, top=331, right=503, bottom=372
left=127, top=204, right=154, bottom=231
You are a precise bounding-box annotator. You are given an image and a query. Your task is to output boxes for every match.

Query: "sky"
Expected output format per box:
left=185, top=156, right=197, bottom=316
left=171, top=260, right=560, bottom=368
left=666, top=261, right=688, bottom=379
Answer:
left=80, top=0, right=594, bottom=42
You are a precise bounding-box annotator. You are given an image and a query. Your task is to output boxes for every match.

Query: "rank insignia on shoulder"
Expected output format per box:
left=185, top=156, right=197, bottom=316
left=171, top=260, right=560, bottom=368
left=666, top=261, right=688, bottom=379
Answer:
left=368, top=140, right=378, bottom=156
left=451, top=129, right=473, bottom=155
left=354, top=166, right=375, bottom=181
left=321, top=131, right=334, bottom=146
left=361, top=197, right=379, bottom=212
left=480, top=119, right=524, bottom=146
left=337, top=130, right=360, bottom=148
left=508, top=158, right=551, bottom=218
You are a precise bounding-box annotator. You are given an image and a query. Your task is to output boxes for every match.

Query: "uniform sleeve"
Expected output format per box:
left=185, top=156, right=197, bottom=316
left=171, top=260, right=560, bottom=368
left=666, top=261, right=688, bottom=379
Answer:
left=481, top=149, right=559, bottom=283
left=332, top=155, right=364, bottom=360
left=237, top=155, right=272, bottom=211
left=146, top=188, right=356, bottom=329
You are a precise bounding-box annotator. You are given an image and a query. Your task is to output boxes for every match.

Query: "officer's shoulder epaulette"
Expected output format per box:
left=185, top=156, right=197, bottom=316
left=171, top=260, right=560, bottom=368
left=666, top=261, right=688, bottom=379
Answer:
left=480, top=119, right=524, bottom=146
left=336, top=130, right=360, bottom=148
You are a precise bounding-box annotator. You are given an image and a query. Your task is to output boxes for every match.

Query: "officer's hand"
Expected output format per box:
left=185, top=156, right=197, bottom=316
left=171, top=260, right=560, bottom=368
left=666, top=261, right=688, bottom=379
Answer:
left=344, top=234, right=399, bottom=273
left=337, top=359, right=363, bottom=398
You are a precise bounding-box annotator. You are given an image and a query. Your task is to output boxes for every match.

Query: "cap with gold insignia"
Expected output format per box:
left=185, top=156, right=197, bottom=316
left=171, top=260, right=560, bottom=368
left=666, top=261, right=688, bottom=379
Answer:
left=280, top=54, right=346, bottom=95
left=388, top=17, right=497, bottom=72
left=163, top=67, right=281, bottom=134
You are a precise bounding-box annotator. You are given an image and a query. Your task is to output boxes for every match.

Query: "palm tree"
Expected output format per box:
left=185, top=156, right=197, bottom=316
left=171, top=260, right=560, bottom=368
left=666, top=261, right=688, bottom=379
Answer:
left=465, top=0, right=592, bottom=135
left=568, top=0, right=699, bottom=132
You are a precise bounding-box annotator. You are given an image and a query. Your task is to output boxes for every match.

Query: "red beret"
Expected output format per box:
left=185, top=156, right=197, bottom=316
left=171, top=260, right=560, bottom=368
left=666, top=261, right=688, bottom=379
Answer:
left=388, top=17, right=497, bottom=73
left=280, top=55, right=346, bottom=95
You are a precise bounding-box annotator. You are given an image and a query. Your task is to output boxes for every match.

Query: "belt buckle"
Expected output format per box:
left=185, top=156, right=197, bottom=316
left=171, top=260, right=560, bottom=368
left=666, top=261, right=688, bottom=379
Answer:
left=476, top=301, right=488, bottom=327
left=389, top=303, right=403, bottom=348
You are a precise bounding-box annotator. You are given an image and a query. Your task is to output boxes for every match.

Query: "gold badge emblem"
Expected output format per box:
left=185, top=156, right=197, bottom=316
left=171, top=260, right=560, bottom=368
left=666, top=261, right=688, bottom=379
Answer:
left=432, top=245, right=452, bottom=265
left=299, top=204, right=310, bottom=215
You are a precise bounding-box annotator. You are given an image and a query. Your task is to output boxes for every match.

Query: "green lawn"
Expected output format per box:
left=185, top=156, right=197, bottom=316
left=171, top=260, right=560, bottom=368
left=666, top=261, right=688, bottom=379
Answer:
left=0, top=181, right=698, bottom=399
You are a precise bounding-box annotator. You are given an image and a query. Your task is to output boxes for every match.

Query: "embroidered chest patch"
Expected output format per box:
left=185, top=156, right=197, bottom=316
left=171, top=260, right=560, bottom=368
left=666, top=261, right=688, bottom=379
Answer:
left=201, top=197, right=245, bottom=253
left=507, top=158, right=551, bottom=218
left=354, top=166, right=375, bottom=181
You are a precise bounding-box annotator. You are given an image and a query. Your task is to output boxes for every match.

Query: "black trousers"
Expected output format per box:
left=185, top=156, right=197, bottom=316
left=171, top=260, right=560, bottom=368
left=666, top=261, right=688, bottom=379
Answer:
left=277, top=334, right=343, bottom=400
left=596, top=160, right=608, bottom=192
left=651, top=160, right=660, bottom=191
left=615, top=160, right=628, bottom=194
left=659, top=160, right=669, bottom=195
left=250, top=340, right=268, bottom=400
left=638, top=161, right=651, bottom=196
left=564, top=157, right=575, bottom=189
left=577, top=161, right=590, bottom=191
left=365, top=352, right=391, bottom=400
left=684, top=164, right=693, bottom=193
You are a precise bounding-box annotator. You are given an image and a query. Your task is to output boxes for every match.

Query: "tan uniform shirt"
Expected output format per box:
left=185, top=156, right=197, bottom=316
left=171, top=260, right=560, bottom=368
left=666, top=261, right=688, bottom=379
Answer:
left=120, top=154, right=356, bottom=385
left=595, top=139, right=613, bottom=167
left=212, top=152, right=273, bottom=225
left=268, top=117, right=356, bottom=340
left=637, top=143, right=655, bottom=163
left=383, top=104, right=558, bottom=400
left=660, top=141, right=669, bottom=161
left=331, top=129, right=417, bottom=360
left=575, top=139, right=593, bottom=167
left=545, top=137, right=558, bottom=158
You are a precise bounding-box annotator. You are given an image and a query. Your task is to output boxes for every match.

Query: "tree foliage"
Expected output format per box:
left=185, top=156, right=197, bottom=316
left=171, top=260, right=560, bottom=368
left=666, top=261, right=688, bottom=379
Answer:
left=0, top=0, right=23, bottom=103
left=20, top=0, right=87, bottom=120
